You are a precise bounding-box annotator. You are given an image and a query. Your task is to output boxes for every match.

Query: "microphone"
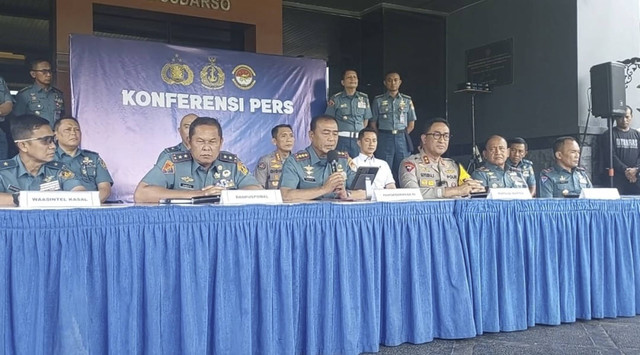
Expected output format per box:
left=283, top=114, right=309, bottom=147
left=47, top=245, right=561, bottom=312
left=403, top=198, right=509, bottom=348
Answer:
left=327, top=150, right=339, bottom=173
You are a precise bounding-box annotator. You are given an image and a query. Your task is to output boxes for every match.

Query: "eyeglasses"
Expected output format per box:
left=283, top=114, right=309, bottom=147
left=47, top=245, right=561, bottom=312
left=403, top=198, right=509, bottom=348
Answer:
left=425, top=132, right=452, bottom=141
left=32, top=69, right=54, bottom=75
left=14, top=135, right=56, bottom=145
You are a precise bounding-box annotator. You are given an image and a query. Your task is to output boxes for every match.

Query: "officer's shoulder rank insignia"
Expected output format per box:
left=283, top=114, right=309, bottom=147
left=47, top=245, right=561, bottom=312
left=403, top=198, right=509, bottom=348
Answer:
left=232, top=64, right=256, bottom=90
left=218, top=151, right=238, bottom=163
left=170, top=152, right=191, bottom=163
left=162, top=160, right=175, bottom=174
left=337, top=151, right=349, bottom=159
left=576, top=166, right=586, bottom=171
left=357, top=91, right=368, bottom=98
left=164, top=145, right=181, bottom=153
left=237, top=161, right=249, bottom=175
left=161, top=54, right=194, bottom=86
left=0, top=159, right=16, bottom=170
left=294, top=151, right=310, bottom=161
left=200, top=57, right=225, bottom=90
left=98, top=157, right=108, bottom=170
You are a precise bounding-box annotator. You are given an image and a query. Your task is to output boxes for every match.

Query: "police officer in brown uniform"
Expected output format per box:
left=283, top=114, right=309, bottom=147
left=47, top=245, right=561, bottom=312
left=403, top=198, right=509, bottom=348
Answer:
left=398, top=118, right=484, bottom=198
left=254, top=124, right=294, bottom=189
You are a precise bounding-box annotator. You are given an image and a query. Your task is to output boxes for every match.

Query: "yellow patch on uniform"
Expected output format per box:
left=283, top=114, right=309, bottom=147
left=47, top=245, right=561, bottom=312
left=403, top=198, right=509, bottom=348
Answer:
left=237, top=161, right=249, bottom=175
left=162, top=160, right=175, bottom=174
left=60, top=169, right=75, bottom=179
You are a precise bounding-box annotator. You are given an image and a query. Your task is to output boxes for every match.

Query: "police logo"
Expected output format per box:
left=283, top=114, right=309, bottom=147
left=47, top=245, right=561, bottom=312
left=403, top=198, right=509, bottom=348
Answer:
left=201, top=57, right=225, bottom=90
left=161, top=54, right=194, bottom=86
left=232, top=64, right=256, bottom=90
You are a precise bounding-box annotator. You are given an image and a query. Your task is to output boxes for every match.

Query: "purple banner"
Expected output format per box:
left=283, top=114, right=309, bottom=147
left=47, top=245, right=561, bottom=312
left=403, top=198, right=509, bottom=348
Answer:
left=70, top=34, right=326, bottom=201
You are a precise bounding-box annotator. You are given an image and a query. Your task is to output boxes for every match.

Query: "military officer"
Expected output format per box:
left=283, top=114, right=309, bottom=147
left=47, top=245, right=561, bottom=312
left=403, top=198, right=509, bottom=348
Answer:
left=54, top=117, right=113, bottom=202
left=398, top=118, right=484, bottom=199
left=506, top=137, right=536, bottom=196
left=0, top=75, right=14, bottom=160
left=14, top=59, right=64, bottom=128
left=471, top=135, right=527, bottom=189
left=280, top=115, right=365, bottom=202
left=254, top=124, right=294, bottom=189
left=539, top=136, right=592, bottom=198
left=134, top=116, right=261, bottom=203
left=0, top=115, right=84, bottom=206
left=154, top=113, right=198, bottom=165
left=370, top=71, right=417, bottom=181
left=324, top=69, right=372, bottom=158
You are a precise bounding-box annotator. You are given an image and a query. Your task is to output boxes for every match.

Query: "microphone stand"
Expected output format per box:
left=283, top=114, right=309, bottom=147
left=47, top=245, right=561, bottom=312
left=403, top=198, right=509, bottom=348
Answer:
left=454, top=86, right=491, bottom=173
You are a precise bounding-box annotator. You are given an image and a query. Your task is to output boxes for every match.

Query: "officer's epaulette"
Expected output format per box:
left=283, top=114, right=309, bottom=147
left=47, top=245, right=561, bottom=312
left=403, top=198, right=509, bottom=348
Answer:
left=82, top=149, right=99, bottom=156
left=51, top=86, right=63, bottom=93
left=163, top=145, right=182, bottom=154
left=475, top=166, right=490, bottom=172
left=399, top=93, right=412, bottom=99
left=576, top=166, right=586, bottom=171
left=331, top=92, right=342, bottom=99
left=522, top=159, right=533, bottom=165
left=218, top=151, right=238, bottom=163
left=337, top=151, right=349, bottom=159
left=17, top=85, right=32, bottom=94
left=541, top=167, right=552, bottom=174
left=170, top=152, right=191, bottom=163
left=356, top=91, right=369, bottom=98
left=508, top=165, right=522, bottom=172
left=374, top=94, right=385, bottom=99
left=294, top=151, right=310, bottom=161
left=44, top=161, right=63, bottom=170
left=0, top=159, right=16, bottom=170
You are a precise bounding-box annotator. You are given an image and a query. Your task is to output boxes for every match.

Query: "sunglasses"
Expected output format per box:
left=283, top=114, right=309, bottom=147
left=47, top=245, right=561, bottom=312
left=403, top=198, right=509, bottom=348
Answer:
left=14, top=135, right=56, bottom=145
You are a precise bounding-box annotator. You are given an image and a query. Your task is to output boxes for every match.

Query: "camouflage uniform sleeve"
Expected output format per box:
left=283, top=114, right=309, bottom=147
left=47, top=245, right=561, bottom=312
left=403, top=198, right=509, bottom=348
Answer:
left=538, top=171, right=553, bottom=198
left=234, top=160, right=261, bottom=189
left=58, top=165, right=84, bottom=191
left=279, top=156, right=300, bottom=189
left=526, top=166, right=536, bottom=187
left=253, top=155, right=269, bottom=188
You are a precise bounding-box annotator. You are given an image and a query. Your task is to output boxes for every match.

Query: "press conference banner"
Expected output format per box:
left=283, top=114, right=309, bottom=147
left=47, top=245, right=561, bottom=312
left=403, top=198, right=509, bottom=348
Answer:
left=70, top=34, right=326, bottom=202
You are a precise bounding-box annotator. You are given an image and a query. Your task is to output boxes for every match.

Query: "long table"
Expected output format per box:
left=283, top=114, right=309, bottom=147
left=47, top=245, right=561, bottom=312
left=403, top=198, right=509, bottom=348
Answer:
left=1, top=199, right=639, bottom=354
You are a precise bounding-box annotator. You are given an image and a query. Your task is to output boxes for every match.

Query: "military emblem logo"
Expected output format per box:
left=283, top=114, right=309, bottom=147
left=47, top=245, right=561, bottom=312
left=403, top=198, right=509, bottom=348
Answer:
left=232, top=64, right=256, bottom=90
left=200, top=57, right=225, bottom=90
left=161, top=54, right=194, bottom=86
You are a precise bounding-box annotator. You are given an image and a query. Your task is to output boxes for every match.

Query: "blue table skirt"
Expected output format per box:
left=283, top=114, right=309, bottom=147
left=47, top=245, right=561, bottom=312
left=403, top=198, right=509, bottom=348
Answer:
left=1, top=201, right=476, bottom=355
left=456, top=199, right=640, bottom=334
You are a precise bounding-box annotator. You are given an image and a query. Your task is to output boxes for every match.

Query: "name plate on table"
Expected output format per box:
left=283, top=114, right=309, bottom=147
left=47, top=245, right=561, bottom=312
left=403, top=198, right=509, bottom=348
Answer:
left=19, top=191, right=100, bottom=208
left=487, top=188, right=532, bottom=200
left=372, top=188, right=422, bottom=202
left=579, top=188, right=620, bottom=200
left=220, top=189, right=282, bottom=205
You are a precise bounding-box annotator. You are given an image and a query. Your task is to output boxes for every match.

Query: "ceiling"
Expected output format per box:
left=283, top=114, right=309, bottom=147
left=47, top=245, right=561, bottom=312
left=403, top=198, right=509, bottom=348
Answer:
left=283, top=0, right=486, bottom=16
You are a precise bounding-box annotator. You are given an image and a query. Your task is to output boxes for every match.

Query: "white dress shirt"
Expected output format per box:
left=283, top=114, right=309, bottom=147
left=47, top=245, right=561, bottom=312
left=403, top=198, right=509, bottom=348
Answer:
left=352, top=153, right=396, bottom=189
